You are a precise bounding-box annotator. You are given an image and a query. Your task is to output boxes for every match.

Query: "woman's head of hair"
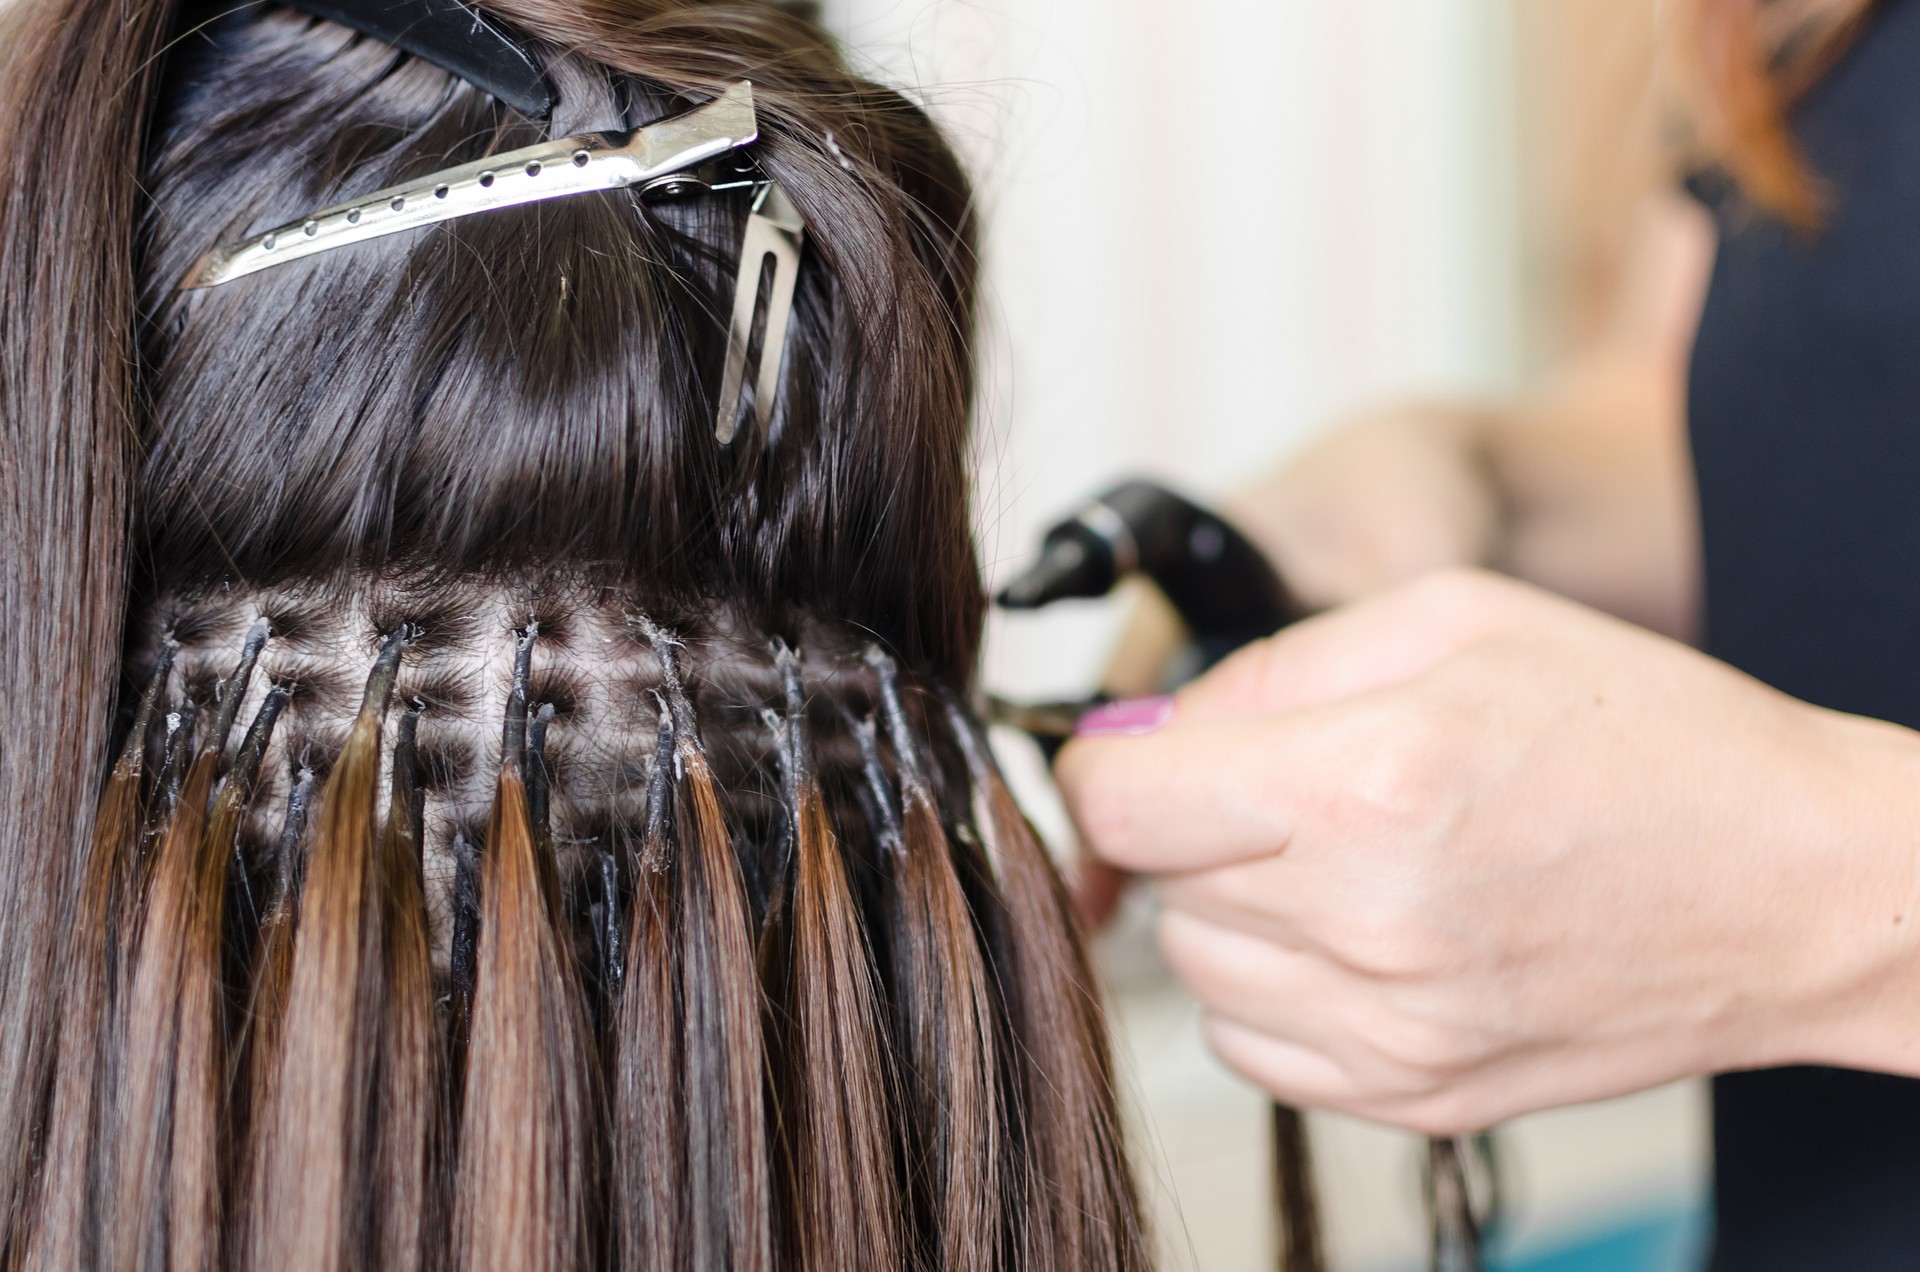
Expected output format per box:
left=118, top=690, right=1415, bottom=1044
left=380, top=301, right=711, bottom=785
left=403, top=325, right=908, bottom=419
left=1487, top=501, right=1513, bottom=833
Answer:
left=0, top=1, right=1149, bottom=1267
left=139, top=0, right=983, bottom=679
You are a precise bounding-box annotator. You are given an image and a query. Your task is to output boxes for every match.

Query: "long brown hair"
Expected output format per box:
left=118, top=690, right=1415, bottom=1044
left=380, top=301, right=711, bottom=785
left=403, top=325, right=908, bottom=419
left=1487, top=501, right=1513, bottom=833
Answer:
left=1672, top=0, right=1878, bottom=227
left=0, top=0, right=1149, bottom=1266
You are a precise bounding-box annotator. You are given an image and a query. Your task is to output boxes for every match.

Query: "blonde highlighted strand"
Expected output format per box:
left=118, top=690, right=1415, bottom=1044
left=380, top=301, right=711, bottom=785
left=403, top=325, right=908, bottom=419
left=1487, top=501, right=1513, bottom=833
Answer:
left=643, top=619, right=773, bottom=1272
left=244, top=630, right=407, bottom=1270
left=866, top=646, right=1004, bottom=1271
left=766, top=645, right=906, bottom=1272
left=454, top=625, right=601, bottom=1272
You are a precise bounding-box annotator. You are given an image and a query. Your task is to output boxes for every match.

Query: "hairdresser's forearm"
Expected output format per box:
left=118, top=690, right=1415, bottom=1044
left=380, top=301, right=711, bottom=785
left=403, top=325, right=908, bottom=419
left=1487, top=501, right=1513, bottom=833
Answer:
left=1225, top=356, right=1699, bottom=642
left=1749, top=705, right=1920, bottom=1079
left=1229, top=196, right=1711, bottom=641
left=1220, top=401, right=1503, bottom=611
left=1479, top=346, right=1701, bottom=642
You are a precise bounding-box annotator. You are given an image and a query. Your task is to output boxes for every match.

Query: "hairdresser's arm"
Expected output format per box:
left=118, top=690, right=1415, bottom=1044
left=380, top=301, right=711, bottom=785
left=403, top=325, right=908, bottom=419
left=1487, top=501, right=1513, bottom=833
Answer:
left=1059, top=570, right=1920, bottom=1132
left=1103, top=192, right=1715, bottom=696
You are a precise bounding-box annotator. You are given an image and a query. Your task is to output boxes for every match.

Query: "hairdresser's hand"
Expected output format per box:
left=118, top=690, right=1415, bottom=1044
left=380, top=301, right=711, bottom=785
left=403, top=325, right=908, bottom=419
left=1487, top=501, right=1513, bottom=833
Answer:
left=1058, top=569, right=1920, bottom=1132
left=1081, top=407, right=1506, bottom=924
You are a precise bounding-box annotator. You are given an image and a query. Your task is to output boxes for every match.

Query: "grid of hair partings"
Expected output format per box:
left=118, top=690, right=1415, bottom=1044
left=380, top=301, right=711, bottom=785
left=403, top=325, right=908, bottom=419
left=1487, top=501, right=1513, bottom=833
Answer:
left=0, top=0, right=1149, bottom=1266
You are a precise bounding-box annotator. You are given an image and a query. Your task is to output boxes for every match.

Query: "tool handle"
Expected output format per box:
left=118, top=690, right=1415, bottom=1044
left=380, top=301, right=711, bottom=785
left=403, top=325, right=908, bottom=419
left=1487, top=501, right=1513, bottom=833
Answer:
left=1095, top=480, right=1297, bottom=665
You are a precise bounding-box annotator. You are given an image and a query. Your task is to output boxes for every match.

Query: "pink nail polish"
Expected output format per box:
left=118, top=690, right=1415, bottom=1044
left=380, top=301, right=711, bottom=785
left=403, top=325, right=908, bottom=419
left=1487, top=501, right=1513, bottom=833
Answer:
left=1075, top=695, right=1175, bottom=737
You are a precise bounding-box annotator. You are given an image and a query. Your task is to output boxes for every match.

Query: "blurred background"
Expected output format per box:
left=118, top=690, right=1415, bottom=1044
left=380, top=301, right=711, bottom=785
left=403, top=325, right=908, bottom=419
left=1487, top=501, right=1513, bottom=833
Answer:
left=817, top=1, right=1707, bottom=1269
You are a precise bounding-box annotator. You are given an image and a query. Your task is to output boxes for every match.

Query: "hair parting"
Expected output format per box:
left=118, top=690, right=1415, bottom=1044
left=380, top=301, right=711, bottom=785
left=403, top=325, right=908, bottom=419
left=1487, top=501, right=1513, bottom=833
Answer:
left=865, top=646, right=1003, bottom=1270
left=454, top=625, right=600, bottom=1272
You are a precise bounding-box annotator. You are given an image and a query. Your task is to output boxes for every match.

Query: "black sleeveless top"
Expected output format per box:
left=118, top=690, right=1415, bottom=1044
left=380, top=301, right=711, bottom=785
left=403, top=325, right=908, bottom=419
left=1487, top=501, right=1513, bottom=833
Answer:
left=1689, top=0, right=1920, bottom=1264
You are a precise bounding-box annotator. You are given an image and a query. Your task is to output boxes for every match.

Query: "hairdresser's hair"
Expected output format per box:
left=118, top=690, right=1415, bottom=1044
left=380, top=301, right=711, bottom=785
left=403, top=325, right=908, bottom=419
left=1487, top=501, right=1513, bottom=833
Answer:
left=1671, top=0, right=1877, bottom=228
left=0, top=0, right=1149, bottom=1267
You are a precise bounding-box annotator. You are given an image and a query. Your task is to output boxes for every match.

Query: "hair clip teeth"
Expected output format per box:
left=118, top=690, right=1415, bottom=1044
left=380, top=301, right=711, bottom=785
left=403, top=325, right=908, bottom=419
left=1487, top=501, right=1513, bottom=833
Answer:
left=179, top=82, right=760, bottom=289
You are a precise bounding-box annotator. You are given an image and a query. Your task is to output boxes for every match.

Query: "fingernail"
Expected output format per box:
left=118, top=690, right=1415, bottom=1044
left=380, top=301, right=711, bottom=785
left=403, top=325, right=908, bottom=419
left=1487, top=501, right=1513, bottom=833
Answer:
left=1075, top=695, right=1175, bottom=737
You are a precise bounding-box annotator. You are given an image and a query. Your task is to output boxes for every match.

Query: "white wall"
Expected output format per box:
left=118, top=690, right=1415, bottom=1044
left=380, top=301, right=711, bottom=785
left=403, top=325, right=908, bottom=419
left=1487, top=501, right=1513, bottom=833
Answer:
left=822, top=0, right=1525, bottom=698
left=821, top=4, right=1706, bottom=1269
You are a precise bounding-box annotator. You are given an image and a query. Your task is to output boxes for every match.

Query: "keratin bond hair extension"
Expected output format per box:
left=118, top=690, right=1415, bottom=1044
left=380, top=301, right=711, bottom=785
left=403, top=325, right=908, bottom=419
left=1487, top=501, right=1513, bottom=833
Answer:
left=0, top=0, right=1153, bottom=1267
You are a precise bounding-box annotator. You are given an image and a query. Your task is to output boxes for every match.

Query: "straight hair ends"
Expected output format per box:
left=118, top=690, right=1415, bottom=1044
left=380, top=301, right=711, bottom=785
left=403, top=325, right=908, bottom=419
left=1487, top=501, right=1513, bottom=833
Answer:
left=948, top=709, right=1146, bottom=1271
left=0, top=0, right=1149, bottom=1269
left=454, top=761, right=599, bottom=1272
left=245, top=635, right=402, bottom=1270
left=0, top=0, right=174, bottom=1255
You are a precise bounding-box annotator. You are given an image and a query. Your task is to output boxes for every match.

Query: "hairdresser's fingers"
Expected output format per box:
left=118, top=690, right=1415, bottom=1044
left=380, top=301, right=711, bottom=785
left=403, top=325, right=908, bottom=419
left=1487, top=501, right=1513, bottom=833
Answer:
left=1174, top=567, right=1528, bottom=725
left=1156, top=851, right=1419, bottom=959
left=1205, top=1017, right=1507, bottom=1133
left=1059, top=688, right=1422, bottom=874
left=1157, top=911, right=1353, bottom=1049
left=1159, top=909, right=1491, bottom=1093
left=1197, top=1016, right=1363, bottom=1111
left=1057, top=713, right=1307, bottom=873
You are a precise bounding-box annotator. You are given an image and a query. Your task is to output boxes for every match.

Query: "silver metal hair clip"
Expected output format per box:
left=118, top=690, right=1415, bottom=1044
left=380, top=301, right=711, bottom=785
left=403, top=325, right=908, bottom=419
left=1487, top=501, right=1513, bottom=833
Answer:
left=714, top=179, right=806, bottom=444
left=179, top=81, right=763, bottom=289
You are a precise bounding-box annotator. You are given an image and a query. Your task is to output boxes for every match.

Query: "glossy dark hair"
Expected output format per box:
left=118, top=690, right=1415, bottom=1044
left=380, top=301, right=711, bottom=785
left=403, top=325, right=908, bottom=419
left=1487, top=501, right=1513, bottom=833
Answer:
left=0, top=0, right=1149, bottom=1266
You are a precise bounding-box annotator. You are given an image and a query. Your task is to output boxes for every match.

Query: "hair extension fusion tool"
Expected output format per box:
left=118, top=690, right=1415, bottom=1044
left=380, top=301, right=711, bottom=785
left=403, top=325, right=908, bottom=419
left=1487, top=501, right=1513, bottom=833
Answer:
left=998, top=478, right=1299, bottom=660
left=986, top=479, right=1299, bottom=747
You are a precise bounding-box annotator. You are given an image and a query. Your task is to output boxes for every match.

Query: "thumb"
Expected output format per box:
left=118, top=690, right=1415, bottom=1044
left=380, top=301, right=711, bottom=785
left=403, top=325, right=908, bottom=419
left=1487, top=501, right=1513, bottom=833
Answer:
left=1175, top=567, right=1518, bottom=724
left=1056, top=569, right=1531, bottom=874
left=1055, top=698, right=1392, bottom=874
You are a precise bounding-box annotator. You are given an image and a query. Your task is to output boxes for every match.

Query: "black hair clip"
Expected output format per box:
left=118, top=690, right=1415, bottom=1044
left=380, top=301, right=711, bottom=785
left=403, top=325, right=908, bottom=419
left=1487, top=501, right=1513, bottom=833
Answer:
left=219, top=0, right=555, bottom=120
